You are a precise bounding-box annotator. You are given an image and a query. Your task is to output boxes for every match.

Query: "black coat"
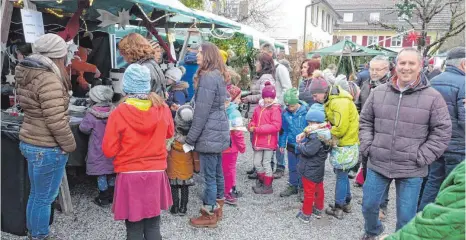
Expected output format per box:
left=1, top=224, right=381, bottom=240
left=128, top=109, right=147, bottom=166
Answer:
left=297, top=133, right=331, bottom=183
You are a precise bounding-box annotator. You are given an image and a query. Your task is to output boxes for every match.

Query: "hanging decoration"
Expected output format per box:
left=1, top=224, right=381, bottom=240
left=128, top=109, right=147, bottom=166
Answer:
left=96, top=9, right=130, bottom=29
left=407, top=31, right=419, bottom=43
left=5, top=70, right=15, bottom=85
left=66, top=40, right=79, bottom=66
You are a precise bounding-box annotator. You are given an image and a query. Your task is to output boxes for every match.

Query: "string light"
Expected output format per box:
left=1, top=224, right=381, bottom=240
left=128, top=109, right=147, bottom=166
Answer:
left=45, top=8, right=64, bottom=18
left=56, top=0, right=63, bottom=3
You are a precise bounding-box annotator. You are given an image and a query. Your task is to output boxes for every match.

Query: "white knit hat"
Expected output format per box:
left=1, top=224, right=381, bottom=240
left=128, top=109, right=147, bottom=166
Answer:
left=165, top=66, right=186, bottom=83
left=89, top=85, right=114, bottom=103
left=32, top=33, right=68, bottom=58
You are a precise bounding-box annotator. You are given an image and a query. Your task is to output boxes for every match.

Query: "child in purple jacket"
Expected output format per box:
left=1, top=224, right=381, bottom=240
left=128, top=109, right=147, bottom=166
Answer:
left=79, top=85, right=115, bottom=206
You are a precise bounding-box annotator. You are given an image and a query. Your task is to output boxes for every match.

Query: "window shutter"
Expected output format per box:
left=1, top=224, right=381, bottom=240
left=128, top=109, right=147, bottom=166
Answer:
left=378, top=36, right=384, bottom=47
left=362, top=36, right=368, bottom=46
left=352, top=36, right=357, bottom=42
left=385, top=36, right=391, bottom=47
left=426, top=36, right=431, bottom=45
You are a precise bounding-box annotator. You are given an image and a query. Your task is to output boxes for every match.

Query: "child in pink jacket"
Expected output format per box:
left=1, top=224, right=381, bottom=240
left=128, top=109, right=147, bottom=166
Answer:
left=222, top=85, right=246, bottom=205
left=248, top=82, right=282, bottom=194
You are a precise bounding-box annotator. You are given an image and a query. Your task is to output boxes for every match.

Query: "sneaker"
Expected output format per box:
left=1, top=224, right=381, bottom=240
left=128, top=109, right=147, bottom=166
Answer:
left=273, top=169, right=284, bottom=179
left=325, top=205, right=344, bottom=220
left=328, top=203, right=352, bottom=213
left=246, top=168, right=255, bottom=175
left=231, top=187, right=243, bottom=198
left=296, top=211, right=311, bottom=223
left=348, top=170, right=357, bottom=179
left=279, top=185, right=298, bottom=197
left=224, top=194, right=238, bottom=206
left=360, top=225, right=385, bottom=240
left=312, top=207, right=322, bottom=219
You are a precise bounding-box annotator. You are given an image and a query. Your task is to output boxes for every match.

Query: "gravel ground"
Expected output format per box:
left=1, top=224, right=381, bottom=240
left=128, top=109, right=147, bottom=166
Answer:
left=2, top=132, right=397, bottom=240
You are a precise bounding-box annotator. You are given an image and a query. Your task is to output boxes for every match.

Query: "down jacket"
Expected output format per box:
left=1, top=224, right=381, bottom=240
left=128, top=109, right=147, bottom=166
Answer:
left=430, top=66, right=465, bottom=159
left=186, top=70, right=230, bottom=153
left=248, top=100, right=282, bottom=150
left=15, top=55, right=76, bottom=153
left=360, top=74, right=452, bottom=179
left=324, top=85, right=359, bottom=146
left=386, top=161, right=465, bottom=240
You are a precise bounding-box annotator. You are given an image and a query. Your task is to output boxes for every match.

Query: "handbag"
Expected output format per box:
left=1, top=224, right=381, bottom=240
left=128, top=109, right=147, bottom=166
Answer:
left=329, top=144, right=359, bottom=170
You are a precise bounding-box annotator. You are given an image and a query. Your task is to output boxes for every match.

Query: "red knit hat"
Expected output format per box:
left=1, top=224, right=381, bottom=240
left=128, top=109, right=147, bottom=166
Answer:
left=227, top=84, right=241, bottom=101
left=262, top=81, right=276, bottom=99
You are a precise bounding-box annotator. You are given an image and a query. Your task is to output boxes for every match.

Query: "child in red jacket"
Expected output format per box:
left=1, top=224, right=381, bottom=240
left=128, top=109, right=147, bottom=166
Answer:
left=102, top=64, right=174, bottom=239
left=248, top=82, right=282, bottom=194
left=222, top=85, right=246, bottom=205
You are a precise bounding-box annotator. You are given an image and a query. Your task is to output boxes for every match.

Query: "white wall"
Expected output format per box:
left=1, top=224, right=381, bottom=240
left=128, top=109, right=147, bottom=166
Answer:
left=304, top=3, right=335, bottom=48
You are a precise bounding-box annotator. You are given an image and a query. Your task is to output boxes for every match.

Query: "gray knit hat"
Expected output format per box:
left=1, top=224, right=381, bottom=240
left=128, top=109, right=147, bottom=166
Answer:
left=89, top=85, right=114, bottom=103
left=32, top=33, right=68, bottom=58
left=175, top=105, right=194, bottom=132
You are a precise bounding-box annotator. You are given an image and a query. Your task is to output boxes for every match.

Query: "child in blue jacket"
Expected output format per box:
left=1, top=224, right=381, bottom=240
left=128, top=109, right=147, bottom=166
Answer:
left=279, top=88, right=309, bottom=200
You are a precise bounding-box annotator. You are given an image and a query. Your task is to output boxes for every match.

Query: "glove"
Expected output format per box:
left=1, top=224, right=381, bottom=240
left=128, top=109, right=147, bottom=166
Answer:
left=183, top=143, right=195, bottom=153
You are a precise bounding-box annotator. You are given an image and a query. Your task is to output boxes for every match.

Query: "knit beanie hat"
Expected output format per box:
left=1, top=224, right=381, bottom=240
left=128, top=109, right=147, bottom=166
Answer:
left=122, top=64, right=151, bottom=94
left=165, top=66, right=186, bottom=83
left=227, top=84, right=241, bottom=101
left=149, top=39, right=160, bottom=49
left=89, top=85, right=114, bottom=103
left=262, top=81, right=276, bottom=99
left=306, top=103, right=325, bottom=123
left=32, top=33, right=68, bottom=58
left=284, top=88, right=299, bottom=105
left=309, top=70, right=330, bottom=94
left=175, top=105, right=194, bottom=129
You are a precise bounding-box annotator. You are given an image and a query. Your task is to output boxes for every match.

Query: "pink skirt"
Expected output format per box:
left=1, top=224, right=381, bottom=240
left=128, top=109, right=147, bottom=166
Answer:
left=112, top=171, right=172, bottom=222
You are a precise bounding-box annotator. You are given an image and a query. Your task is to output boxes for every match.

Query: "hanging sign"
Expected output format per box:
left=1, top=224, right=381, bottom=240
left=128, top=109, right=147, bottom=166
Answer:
left=21, top=9, right=45, bottom=43
left=253, top=36, right=260, bottom=49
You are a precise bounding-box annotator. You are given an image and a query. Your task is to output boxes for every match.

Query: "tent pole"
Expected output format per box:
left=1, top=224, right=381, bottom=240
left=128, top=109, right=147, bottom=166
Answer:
left=349, top=55, right=356, bottom=81
left=336, top=54, right=343, bottom=76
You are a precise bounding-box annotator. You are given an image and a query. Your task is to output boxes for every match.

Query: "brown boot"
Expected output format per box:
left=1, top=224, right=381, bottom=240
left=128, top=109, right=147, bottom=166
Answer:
left=215, top=199, right=224, bottom=221
left=189, top=207, right=218, bottom=228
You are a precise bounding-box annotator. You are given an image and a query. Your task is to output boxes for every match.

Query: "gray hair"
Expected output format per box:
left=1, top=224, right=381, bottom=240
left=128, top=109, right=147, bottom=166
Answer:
left=327, top=64, right=337, bottom=71
left=261, top=42, right=277, bottom=59
left=370, top=55, right=390, bottom=67
left=445, top=58, right=465, bottom=68
left=397, top=47, right=422, bottom=63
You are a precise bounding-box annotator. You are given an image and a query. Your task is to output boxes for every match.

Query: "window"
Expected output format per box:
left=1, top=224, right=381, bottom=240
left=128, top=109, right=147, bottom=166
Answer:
left=343, top=13, right=353, bottom=22
left=370, top=12, right=380, bottom=22
left=368, top=36, right=378, bottom=46
left=327, top=15, right=332, bottom=33
left=315, top=6, right=320, bottom=26
left=322, top=10, right=326, bottom=31
left=391, top=36, right=402, bottom=47
left=344, top=36, right=352, bottom=41
left=310, top=5, right=317, bottom=26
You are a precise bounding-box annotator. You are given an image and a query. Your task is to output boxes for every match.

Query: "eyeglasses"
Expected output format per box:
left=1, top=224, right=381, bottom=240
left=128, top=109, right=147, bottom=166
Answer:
left=369, top=67, right=388, bottom=73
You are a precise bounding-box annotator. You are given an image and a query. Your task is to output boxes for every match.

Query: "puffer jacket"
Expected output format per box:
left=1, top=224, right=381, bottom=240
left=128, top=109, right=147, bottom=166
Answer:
left=297, top=130, right=332, bottom=183
left=279, top=103, right=309, bottom=150
left=186, top=70, right=230, bottom=153
left=359, top=74, right=452, bottom=179
left=15, top=55, right=76, bottom=153
left=299, top=78, right=316, bottom=106
left=167, top=140, right=195, bottom=181
left=430, top=66, right=465, bottom=159
left=386, top=161, right=465, bottom=240
left=324, top=85, right=359, bottom=146
left=248, top=99, right=282, bottom=150
left=244, top=74, right=275, bottom=119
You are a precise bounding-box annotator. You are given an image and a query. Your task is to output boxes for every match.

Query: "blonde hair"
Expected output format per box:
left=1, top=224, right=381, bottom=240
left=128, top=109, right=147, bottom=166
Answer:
left=118, top=92, right=165, bottom=107
left=50, top=57, right=71, bottom=91
left=118, top=33, right=156, bottom=63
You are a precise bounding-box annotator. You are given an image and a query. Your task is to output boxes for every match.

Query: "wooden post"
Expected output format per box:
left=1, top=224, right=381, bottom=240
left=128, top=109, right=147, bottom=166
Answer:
left=58, top=169, right=73, bottom=215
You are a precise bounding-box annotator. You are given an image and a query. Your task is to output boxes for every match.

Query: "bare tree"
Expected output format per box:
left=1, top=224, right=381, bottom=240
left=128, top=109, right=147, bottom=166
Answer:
left=376, top=0, right=465, bottom=57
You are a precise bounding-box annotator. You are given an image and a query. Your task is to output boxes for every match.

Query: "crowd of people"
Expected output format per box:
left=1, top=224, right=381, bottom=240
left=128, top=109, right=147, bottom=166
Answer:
left=13, top=31, right=465, bottom=240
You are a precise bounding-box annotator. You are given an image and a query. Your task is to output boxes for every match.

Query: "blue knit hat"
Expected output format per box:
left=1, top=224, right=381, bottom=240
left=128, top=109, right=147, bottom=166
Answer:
left=122, top=64, right=151, bottom=94
left=306, top=103, right=325, bottom=123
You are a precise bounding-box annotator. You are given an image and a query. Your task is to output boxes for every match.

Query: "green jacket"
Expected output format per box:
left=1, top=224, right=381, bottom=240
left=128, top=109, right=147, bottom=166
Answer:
left=324, top=85, right=359, bottom=146
left=387, top=161, right=465, bottom=240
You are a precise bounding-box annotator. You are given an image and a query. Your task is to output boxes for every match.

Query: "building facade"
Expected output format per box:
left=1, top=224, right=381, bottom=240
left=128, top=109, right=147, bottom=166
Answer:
left=303, top=0, right=341, bottom=51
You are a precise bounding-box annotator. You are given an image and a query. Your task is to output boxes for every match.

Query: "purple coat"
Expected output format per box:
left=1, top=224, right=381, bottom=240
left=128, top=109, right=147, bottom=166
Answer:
left=79, top=105, right=114, bottom=175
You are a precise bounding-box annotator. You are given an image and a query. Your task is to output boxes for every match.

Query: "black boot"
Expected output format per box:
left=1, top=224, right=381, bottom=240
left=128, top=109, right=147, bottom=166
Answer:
left=108, top=186, right=115, bottom=203
left=94, top=190, right=111, bottom=207
left=179, top=186, right=189, bottom=216
left=246, top=167, right=256, bottom=175
left=170, top=186, right=179, bottom=215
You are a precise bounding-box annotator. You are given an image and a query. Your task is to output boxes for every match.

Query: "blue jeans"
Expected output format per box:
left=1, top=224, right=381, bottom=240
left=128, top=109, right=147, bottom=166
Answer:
left=19, top=142, right=68, bottom=239
left=418, top=155, right=464, bottom=211
left=97, top=175, right=115, bottom=191
left=287, top=151, right=302, bottom=188
left=334, top=168, right=351, bottom=206
left=275, top=149, right=286, bottom=170
left=199, top=153, right=224, bottom=207
left=362, top=169, right=422, bottom=236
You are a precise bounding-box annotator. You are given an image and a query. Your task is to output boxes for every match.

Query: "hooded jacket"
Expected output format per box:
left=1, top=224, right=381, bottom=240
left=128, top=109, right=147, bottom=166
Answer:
left=324, top=85, right=359, bottom=146
left=279, top=103, right=309, bottom=150
left=186, top=70, right=230, bottom=153
left=79, top=104, right=114, bottom=175
left=224, top=103, right=246, bottom=154
left=248, top=100, right=282, bottom=150
left=430, top=66, right=465, bottom=159
left=102, top=98, right=174, bottom=173
left=15, top=55, right=76, bottom=153
left=386, top=161, right=465, bottom=240
left=359, top=74, right=452, bottom=179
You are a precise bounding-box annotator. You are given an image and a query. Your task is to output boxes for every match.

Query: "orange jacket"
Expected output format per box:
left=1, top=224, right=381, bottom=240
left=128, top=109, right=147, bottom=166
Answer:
left=103, top=99, right=174, bottom=173
left=167, top=141, right=195, bottom=180
left=71, top=47, right=97, bottom=88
